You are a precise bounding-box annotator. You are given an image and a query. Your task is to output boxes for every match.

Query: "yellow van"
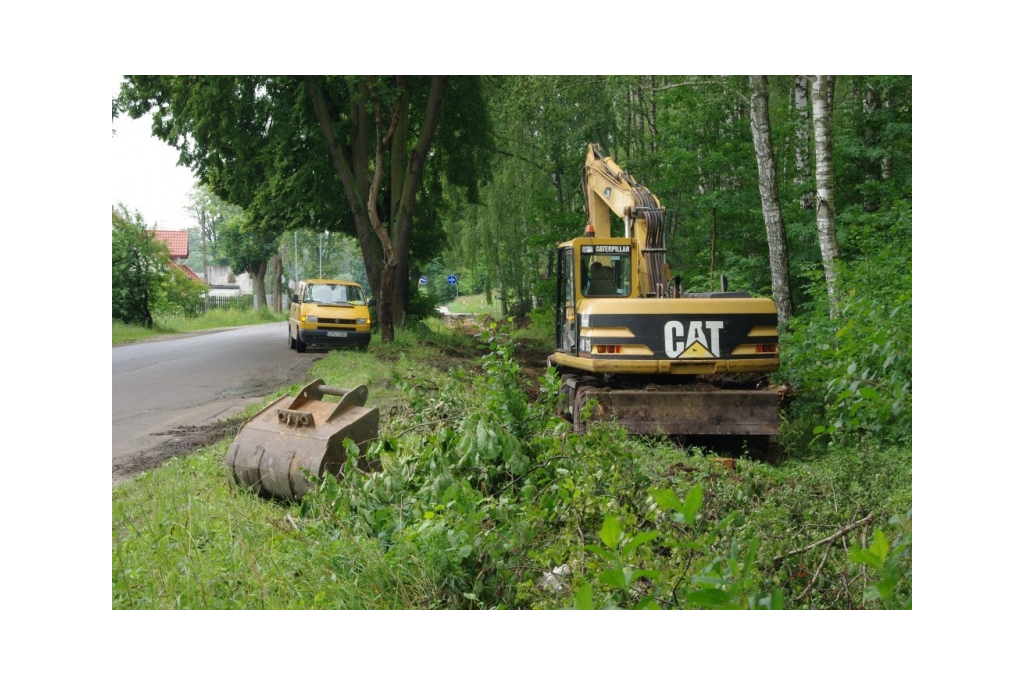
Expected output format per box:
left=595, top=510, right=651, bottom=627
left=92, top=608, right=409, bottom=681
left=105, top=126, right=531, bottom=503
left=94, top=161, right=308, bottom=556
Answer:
left=288, top=279, right=372, bottom=352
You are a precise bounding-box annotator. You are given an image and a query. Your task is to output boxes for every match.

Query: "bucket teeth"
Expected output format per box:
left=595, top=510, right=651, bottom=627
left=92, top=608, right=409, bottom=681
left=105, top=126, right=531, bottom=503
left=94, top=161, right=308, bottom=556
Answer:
left=277, top=409, right=315, bottom=428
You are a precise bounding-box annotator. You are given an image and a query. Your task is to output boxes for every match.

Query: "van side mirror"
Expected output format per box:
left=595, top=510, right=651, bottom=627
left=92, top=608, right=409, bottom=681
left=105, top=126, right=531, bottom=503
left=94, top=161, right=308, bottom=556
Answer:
left=367, top=297, right=376, bottom=307
left=291, top=294, right=299, bottom=303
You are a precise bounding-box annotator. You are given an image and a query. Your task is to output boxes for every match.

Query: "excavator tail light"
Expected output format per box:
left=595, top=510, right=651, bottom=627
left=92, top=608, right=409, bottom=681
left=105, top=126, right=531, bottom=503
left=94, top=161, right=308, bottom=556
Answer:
left=596, top=345, right=621, bottom=354
left=756, top=344, right=777, bottom=353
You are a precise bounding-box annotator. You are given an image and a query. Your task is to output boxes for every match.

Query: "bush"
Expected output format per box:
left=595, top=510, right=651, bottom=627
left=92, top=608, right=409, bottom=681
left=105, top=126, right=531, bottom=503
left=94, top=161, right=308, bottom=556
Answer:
left=778, top=200, right=911, bottom=448
left=155, top=266, right=208, bottom=318
left=404, top=289, right=443, bottom=324
left=112, top=205, right=171, bottom=327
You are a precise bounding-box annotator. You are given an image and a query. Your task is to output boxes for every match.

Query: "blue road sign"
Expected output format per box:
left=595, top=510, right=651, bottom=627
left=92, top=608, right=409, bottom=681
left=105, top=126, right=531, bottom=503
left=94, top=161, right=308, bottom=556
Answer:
left=447, top=275, right=457, bottom=285
left=419, top=275, right=427, bottom=286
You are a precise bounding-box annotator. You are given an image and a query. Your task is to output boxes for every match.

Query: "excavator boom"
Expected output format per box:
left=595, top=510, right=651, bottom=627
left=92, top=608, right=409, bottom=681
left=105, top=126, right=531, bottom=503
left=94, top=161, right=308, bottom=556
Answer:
left=583, top=144, right=669, bottom=295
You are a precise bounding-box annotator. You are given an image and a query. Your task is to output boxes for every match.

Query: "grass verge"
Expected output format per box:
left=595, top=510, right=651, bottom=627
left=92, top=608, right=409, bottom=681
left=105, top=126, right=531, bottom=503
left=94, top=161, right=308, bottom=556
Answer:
left=113, top=307, right=287, bottom=345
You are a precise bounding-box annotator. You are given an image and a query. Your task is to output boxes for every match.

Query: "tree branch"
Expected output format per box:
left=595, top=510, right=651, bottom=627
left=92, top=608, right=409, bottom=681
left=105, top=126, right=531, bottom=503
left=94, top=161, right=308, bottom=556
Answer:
left=772, top=513, right=874, bottom=566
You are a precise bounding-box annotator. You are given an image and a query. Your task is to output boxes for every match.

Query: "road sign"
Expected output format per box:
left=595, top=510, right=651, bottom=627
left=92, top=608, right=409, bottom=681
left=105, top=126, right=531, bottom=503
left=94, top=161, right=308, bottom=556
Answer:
left=447, top=275, right=457, bottom=285
left=419, top=275, right=427, bottom=286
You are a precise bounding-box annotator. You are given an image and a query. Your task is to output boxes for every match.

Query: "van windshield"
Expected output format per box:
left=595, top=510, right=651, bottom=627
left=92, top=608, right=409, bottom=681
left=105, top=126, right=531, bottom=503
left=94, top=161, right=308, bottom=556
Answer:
left=304, top=284, right=365, bottom=305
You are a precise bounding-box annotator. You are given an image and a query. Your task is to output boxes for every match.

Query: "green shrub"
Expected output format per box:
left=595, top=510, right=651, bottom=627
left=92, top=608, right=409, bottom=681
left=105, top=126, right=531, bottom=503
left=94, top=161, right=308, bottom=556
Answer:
left=154, top=266, right=207, bottom=318
left=778, top=206, right=911, bottom=449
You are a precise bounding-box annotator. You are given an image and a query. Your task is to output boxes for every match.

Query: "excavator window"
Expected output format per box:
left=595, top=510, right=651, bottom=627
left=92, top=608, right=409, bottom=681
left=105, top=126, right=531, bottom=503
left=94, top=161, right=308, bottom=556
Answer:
left=557, top=247, right=576, bottom=352
left=582, top=253, right=631, bottom=297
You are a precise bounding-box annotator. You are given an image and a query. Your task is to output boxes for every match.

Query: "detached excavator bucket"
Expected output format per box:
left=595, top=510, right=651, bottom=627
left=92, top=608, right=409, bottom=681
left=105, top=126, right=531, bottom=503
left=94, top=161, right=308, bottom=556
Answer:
left=225, top=380, right=379, bottom=502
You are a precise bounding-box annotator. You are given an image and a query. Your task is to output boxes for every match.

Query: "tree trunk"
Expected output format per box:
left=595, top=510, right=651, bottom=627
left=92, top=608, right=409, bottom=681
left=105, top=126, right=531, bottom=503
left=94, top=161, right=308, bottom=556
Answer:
left=271, top=254, right=282, bottom=313
left=812, top=75, right=841, bottom=319
left=649, top=75, right=658, bottom=153
left=793, top=76, right=813, bottom=211
left=390, top=83, right=411, bottom=318
left=393, top=76, right=445, bottom=327
left=748, top=76, right=794, bottom=327
left=251, top=260, right=267, bottom=310
left=864, top=84, right=881, bottom=212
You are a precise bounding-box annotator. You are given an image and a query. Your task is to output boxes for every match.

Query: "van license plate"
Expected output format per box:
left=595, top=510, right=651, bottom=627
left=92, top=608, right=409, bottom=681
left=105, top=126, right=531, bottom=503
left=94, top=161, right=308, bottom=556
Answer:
left=327, top=331, right=348, bottom=338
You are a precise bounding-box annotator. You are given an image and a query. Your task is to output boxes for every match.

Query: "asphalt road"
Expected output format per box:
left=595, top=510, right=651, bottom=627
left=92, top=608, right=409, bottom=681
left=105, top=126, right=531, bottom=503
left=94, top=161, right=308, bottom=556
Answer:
left=112, top=321, right=319, bottom=486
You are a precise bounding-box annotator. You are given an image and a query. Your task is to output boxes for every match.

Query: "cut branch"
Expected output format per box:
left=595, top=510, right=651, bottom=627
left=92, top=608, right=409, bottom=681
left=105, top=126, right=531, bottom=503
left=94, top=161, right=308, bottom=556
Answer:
left=772, top=513, right=874, bottom=566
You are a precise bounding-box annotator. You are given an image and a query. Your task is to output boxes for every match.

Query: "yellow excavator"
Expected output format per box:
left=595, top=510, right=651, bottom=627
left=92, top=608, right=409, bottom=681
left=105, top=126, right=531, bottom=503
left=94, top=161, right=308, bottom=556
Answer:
left=549, top=144, right=782, bottom=440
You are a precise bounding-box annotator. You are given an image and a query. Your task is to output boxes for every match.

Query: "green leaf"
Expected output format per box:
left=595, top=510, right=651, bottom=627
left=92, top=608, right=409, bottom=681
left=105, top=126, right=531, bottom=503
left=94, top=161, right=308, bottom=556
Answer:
left=622, top=530, right=659, bottom=555
left=691, top=574, right=726, bottom=588
left=869, top=529, right=890, bottom=563
left=598, top=568, right=628, bottom=591
left=584, top=544, right=617, bottom=563
left=599, top=515, right=622, bottom=549
left=874, top=576, right=896, bottom=599
left=751, top=588, right=784, bottom=610
left=634, top=596, right=660, bottom=610
left=682, top=485, right=703, bottom=526
left=686, top=588, right=733, bottom=608
left=574, top=583, right=594, bottom=610
left=652, top=488, right=685, bottom=513
left=849, top=548, right=882, bottom=569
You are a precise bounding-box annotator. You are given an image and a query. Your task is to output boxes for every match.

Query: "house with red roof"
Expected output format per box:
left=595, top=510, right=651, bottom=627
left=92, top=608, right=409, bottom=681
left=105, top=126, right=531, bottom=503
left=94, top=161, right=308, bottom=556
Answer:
left=151, top=229, right=202, bottom=282
left=148, top=228, right=263, bottom=301
left=154, top=230, right=189, bottom=259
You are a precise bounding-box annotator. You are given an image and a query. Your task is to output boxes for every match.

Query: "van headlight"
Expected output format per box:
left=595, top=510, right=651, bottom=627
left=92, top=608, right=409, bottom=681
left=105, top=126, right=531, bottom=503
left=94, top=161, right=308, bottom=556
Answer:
left=356, top=318, right=367, bottom=325
left=304, top=315, right=318, bottom=323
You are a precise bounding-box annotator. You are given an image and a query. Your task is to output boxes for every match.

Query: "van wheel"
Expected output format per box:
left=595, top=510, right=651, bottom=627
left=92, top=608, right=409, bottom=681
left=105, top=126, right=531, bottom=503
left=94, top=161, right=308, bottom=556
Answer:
left=288, top=327, right=296, bottom=349
left=296, top=338, right=307, bottom=353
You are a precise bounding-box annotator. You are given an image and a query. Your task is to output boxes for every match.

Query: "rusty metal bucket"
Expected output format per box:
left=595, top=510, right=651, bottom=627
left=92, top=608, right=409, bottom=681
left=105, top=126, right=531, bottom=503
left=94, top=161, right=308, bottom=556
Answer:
left=225, top=379, right=379, bottom=501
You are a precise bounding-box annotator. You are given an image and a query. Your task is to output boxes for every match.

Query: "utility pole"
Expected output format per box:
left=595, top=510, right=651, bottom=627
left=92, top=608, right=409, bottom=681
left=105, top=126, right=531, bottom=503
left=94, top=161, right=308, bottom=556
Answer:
left=200, top=207, right=209, bottom=313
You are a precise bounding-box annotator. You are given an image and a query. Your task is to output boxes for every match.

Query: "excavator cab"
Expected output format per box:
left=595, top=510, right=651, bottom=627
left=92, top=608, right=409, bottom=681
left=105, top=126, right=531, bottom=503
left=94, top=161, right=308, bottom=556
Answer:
left=556, top=238, right=635, bottom=353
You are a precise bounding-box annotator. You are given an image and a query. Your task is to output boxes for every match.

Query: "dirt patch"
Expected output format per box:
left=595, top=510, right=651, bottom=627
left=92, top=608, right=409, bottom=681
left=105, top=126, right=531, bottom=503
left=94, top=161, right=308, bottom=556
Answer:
left=112, top=418, right=244, bottom=485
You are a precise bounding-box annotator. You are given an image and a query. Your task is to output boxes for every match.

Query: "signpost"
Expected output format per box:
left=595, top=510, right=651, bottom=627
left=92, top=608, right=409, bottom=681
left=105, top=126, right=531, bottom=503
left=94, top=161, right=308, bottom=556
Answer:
left=447, top=275, right=458, bottom=298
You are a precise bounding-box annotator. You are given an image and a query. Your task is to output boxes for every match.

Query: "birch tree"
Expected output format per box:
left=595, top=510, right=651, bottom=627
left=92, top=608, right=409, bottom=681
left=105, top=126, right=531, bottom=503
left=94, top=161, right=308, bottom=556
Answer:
left=748, top=76, right=793, bottom=326
left=793, top=76, right=814, bottom=210
left=812, top=75, right=841, bottom=319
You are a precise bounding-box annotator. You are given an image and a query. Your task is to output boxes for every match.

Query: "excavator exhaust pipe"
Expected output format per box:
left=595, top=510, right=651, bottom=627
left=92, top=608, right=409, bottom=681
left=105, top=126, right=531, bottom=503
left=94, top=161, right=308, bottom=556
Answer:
left=225, top=379, right=379, bottom=502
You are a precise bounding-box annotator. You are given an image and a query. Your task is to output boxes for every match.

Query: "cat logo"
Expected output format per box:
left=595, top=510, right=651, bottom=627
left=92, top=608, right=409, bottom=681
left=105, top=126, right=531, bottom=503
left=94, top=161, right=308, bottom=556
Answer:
left=664, top=320, right=724, bottom=358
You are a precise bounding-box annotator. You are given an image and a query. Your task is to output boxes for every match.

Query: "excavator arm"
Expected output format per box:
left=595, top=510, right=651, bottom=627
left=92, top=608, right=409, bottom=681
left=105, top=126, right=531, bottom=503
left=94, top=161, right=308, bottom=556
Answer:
left=583, top=143, right=668, bottom=295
